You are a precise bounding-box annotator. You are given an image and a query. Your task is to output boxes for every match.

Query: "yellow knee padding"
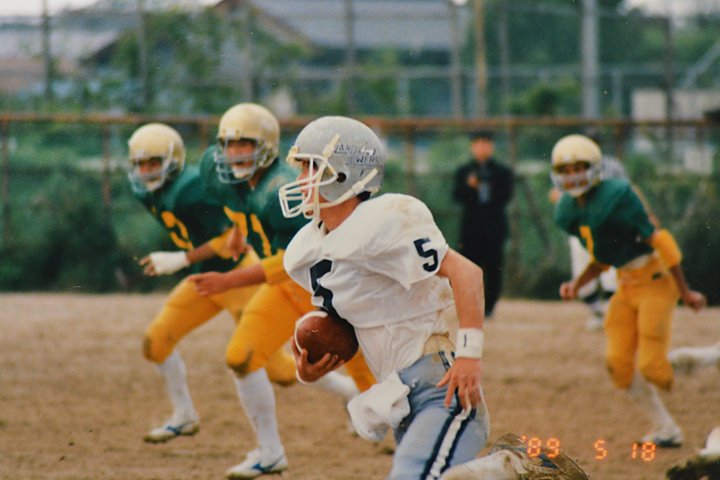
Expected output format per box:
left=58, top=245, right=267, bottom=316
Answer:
left=650, top=229, right=682, bottom=268
left=607, top=361, right=635, bottom=389
left=143, top=335, right=172, bottom=363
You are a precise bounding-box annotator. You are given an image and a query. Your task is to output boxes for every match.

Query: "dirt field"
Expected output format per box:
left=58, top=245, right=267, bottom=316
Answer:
left=1, top=293, right=718, bottom=480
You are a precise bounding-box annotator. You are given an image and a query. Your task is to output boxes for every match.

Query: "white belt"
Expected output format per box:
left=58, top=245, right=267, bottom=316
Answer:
left=619, top=252, right=656, bottom=271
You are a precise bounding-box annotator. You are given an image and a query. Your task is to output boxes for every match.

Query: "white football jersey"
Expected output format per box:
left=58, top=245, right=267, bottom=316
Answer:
left=284, top=193, right=455, bottom=379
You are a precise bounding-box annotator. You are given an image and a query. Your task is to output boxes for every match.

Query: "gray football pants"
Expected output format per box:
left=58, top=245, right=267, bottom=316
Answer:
left=388, top=352, right=491, bottom=480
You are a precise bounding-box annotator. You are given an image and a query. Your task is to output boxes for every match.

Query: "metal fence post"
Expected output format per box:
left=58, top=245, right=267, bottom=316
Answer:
left=403, top=125, right=417, bottom=198
left=101, top=122, right=113, bottom=217
left=506, top=123, right=520, bottom=283
left=1, top=120, right=10, bottom=244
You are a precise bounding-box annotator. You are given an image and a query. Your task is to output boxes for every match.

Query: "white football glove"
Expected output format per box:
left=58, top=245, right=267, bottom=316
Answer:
left=148, top=251, right=190, bottom=275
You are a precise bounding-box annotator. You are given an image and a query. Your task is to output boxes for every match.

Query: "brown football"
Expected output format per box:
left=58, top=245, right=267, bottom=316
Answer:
left=294, top=310, right=359, bottom=364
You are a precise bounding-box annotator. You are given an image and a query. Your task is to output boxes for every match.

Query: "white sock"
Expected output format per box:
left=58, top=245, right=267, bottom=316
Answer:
left=671, top=345, right=720, bottom=367
left=441, top=451, right=526, bottom=480
left=626, top=372, right=676, bottom=429
left=155, top=350, right=197, bottom=421
left=311, top=372, right=360, bottom=404
left=233, top=368, right=284, bottom=459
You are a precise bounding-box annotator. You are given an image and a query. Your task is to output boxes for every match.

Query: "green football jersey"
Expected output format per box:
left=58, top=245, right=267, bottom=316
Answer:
left=133, top=165, right=237, bottom=274
left=199, top=146, right=309, bottom=260
left=554, top=178, right=655, bottom=267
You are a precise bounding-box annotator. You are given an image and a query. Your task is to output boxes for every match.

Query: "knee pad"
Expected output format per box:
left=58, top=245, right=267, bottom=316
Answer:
left=226, top=346, right=255, bottom=377
left=638, top=361, right=674, bottom=391
left=143, top=334, right=175, bottom=364
left=264, top=349, right=297, bottom=386
left=606, top=357, right=635, bottom=389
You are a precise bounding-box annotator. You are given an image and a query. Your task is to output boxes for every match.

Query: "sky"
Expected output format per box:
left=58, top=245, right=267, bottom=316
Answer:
left=0, top=0, right=713, bottom=17
left=0, top=0, right=97, bottom=17
left=0, top=0, right=213, bottom=17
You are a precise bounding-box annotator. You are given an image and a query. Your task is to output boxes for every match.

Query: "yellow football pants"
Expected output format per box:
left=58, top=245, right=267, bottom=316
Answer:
left=225, top=279, right=376, bottom=392
left=604, top=256, right=680, bottom=391
left=143, top=252, right=296, bottom=386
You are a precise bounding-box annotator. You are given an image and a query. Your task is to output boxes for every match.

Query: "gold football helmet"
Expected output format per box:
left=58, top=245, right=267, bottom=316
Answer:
left=550, top=134, right=602, bottom=197
left=128, top=123, right=186, bottom=193
left=214, top=103, right=280, bottom=183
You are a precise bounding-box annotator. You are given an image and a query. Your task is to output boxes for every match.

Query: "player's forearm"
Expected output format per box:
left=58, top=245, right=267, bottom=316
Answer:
left=439, top=250, right=484, bottom=330
left=454, top=270, right=485, bottom=331
left=185, top=242, right=219, bottom=265
left=647, top=229, right=702, bottom=304
left=223, top=263, right=267, bottom=289
left=573, top=261, right=604, bottom=291
left=668, top=265, right=693, bottom=298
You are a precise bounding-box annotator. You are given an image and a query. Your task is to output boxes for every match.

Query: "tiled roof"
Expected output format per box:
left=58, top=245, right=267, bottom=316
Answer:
left=250, top=0, right=470, bottom=51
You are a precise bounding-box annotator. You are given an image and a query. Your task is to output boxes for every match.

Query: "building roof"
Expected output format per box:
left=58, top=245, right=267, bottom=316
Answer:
left=249, top=0, right=470, bottom=52
left=0, top=0, right=471, bottom=95
left=0, top=12, right=132, bottom=62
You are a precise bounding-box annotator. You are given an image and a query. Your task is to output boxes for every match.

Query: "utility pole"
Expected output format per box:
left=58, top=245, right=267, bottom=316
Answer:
left=1, top=121, right=10, bottom=244
left=240, top=3, right=254, bottom=102
left=498, top=1, right=511, bottom=117
left=344, top=0, right=357, bottom=115
left=449, top=1, right=463, bottom=118
left=662, top=16, right=674, bottom=123
left=662, top=15, right=675, bottom=163
left=581, top=0, right=600, bottom=118
left=136, top=0, right=150, bottom=109
left=41, top=0, right=54, bottom=103
left=473, top=0, right=487, bottom=117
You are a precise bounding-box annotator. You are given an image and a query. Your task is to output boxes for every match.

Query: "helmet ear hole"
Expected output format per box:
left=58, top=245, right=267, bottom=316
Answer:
left=337, top=172, right=347, bottom=183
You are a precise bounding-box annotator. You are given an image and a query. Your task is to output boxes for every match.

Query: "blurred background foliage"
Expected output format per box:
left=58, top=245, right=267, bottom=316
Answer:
left=1, top=0, right=720, bottom=304
left=4, top=0, right=720, bottom=116
left=1, top=119, right=718, bottom=306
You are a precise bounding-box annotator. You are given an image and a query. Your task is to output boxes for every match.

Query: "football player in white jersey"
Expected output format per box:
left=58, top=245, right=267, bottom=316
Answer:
left=278, top=115, right=587, bottom=480
left=279, top=116, right=489, bottom=479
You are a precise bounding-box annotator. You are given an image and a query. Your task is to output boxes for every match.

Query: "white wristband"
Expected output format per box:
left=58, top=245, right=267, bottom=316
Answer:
left=149, top=251, right=190, bottom=275
left=456, top=328, right=484, bottom=359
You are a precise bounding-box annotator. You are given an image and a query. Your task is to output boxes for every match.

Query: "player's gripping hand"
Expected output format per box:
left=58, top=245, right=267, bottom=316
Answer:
left=290, top=339, right=344, bottom=383
left=187, top=271, right=232, bottom=296
left=682, top=290, right=707, bottom=312
left=140, top=251, right=190, bottom=276
left=437, top=357, right=482, bottom=411
left=559, top=280, right=579, bottom=301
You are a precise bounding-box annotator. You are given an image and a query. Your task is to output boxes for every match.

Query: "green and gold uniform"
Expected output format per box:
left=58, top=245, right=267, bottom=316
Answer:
left=200, top=147, right=376, bottom=391
left=135, top=166, right=267, bottom=373
left=135, top=166, right=237, bottom=274
left=555, top=178, right=679, bottom=390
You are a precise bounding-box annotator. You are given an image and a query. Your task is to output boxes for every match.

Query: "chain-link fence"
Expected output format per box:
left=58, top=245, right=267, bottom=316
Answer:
left=1, top=114, right=718, bottom=302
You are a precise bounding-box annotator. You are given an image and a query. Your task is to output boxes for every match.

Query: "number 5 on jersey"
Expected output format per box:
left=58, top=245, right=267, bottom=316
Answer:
left=414, top=238, right=438, bottom=272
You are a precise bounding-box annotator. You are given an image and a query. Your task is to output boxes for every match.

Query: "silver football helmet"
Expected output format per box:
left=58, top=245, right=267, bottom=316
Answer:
left=214, top=103, right=280, bottom=184
left=127, top=123, right=186, bottom=193
left=279, top=116, right=385, bottom=219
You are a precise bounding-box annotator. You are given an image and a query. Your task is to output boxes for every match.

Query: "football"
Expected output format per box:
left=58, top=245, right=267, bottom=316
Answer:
left=294, top=310, right=359, bottom=364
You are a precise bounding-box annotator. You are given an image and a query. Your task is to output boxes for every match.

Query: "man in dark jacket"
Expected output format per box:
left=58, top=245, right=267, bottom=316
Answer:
left=453, top=130, right=514, bottom=318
